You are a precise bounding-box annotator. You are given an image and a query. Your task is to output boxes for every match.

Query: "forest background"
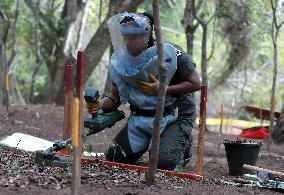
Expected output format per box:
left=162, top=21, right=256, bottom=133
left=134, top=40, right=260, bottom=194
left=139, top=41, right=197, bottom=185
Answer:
left=0, top=0, right=283, bottom=121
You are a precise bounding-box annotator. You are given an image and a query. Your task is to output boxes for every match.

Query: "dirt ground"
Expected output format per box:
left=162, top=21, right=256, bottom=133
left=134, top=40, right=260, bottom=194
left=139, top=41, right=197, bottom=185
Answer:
left=0, top=104, right=284, bottom=195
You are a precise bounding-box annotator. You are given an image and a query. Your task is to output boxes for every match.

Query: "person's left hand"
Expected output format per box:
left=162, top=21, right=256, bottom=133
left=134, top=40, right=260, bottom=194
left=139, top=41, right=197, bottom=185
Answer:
left=137, top=74, right=160, bottom=96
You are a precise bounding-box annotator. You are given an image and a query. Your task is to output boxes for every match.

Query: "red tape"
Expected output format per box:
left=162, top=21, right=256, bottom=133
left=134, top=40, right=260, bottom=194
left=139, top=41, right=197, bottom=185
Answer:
left=56, top=151, right=202, bottom=180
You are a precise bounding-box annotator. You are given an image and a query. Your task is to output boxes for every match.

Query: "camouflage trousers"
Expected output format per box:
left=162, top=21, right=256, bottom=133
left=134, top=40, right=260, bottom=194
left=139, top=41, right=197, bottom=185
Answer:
left=105, top=120, right=193, bottom=171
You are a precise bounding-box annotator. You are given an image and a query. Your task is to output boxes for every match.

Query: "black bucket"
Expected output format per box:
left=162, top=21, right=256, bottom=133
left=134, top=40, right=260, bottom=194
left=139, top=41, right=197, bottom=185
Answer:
left=223, top=139, right=262, bottom=176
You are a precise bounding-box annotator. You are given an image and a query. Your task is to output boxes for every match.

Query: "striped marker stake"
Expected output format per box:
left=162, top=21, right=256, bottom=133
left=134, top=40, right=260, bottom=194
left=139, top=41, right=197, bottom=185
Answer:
left=71, top=97, right=81, bottom=194
left=63, top=64, right=73, bottom=140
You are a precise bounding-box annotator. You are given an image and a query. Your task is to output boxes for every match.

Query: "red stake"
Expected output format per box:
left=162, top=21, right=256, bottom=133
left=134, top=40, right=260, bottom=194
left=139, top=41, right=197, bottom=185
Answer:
left=76, top=51, right=84, bottom=154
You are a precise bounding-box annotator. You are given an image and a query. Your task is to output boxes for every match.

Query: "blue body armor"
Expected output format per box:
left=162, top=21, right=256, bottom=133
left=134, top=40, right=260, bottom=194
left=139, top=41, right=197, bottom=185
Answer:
left=109, top=43, right=178, bottom=153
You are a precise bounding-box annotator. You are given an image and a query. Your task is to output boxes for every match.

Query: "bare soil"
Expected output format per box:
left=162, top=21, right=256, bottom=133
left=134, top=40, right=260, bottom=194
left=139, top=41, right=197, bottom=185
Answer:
left=0, top=104, right=284, bottom=195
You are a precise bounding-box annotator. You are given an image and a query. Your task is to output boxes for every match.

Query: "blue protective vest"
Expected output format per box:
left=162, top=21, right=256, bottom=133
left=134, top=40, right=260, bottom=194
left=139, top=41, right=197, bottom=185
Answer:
left=109, top=43, right=178, bottom=153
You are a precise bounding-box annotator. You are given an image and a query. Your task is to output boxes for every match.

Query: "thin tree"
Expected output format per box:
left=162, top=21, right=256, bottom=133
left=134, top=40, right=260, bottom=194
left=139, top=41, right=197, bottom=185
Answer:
left=25, top=0, right=86, bottom=104
left=146, top=0, right=167, bottom=186
left=6, top=0, right=20, bottom=107
left=182, top=0, right=204, bottom=56
left=191, top=0, right=214, bottom=175
left=0, top=8, right=9, bottom=112
left=0, top=0, right=19, bottom=112
left=29, top=0, right=43, bottom=103
left=76, top=0, right=89, bottom=51
left=268, top=0, right=284, bottom=153
left=271, top=103, right=284, bottom=144
left=7, top=0, right=19, bottom=69
left=191, top=0, right=215, bottom=85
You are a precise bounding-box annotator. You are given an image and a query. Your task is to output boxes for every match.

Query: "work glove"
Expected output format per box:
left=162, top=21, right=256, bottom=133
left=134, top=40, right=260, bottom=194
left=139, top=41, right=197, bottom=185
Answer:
left=85, top=99, right=103, bottom=114
left=137, top=74, right=160, bottom=96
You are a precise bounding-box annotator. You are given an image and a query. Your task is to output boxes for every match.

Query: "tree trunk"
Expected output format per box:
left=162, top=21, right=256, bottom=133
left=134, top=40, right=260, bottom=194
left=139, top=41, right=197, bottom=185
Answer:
left=272, top=104, right=284, bottom=144
left=200, top=25, right=208, bottom=85
left=43, top=0, right=84, bottom=103
left=0, top=8, right=9, bottom=112
left=182, top=0, right=203, bottom=56
left=76, top=0, right=89, bottom=51
left=146, top=0, right=167, bottom=186
left=24, top=0, right=84, bottom=104
left=268, top=0, right=283, bottom=148
left=183, top=0, right=195, bottom=56
left=7, top=0, right=19, bottom=68
left=191, top=0, right=211, bottom=175
left=2, top=45, right=8, bottom=112
left=0, top=42, right=5, bottom=110
left=29, top=0, right=43, bottom=103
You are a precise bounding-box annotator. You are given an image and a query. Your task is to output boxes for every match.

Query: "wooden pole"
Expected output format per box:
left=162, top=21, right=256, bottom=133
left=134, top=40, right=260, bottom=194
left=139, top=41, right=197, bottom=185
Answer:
left=195, top=85, right=207, bottom=175
left=76, top=51, right=84, bottom=155
left=63, top=64, right=73, bottom=140
left=146, top=0, right=167, bottom=186
left=243, top=164, right=284, bottom=178
left=268, top=0, right=282, bottom=155
left=71, top=97, right=80, bottom=194
left=268, top=96, right=276, bottom=153
left=220, top=104, right=224, bottom=134
left=217, top=104, right=224, bottom=154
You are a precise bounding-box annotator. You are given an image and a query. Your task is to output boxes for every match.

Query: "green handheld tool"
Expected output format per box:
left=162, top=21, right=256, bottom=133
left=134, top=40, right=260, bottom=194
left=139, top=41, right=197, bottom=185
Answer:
left=83, top=87, right=125, bottom=132
left=35, top=87, right=125, bottom=167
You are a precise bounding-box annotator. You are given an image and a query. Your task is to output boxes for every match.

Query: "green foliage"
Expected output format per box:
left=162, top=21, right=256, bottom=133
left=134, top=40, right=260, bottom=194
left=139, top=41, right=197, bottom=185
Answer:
left=10, top=161, right=20, bottom=173
left=82, top=128, right=90, bottom=152
left=174, top=164, right=185, bottom=173
left=33, top=65, right=51, bottom=103
left=0, top=0, right=15, bottom=16
left=1, top=0, right=283, bottom=118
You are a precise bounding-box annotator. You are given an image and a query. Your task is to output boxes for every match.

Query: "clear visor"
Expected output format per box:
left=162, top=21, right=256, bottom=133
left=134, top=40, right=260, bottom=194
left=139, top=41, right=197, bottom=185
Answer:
left=107, top=13, right=126, bottom=54
left=107, top=12, right=150, bottom=54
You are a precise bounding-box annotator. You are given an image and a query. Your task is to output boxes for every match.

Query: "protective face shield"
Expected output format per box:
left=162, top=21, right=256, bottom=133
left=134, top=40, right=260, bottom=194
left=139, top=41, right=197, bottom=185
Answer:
left=107, top=12, right=151, bottom=57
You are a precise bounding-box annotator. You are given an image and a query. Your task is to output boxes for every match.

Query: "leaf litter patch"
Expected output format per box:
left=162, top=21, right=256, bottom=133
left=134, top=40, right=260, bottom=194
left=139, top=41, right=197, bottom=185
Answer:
left=0, top=145, right=200, bottom=191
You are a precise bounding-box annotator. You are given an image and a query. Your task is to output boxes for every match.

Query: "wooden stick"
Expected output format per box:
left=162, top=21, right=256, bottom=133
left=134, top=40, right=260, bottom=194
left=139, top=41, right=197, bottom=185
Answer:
left=217, top=104, right=224, bottom=154
left=71, top=97, right=80, bottom=194
left=76, top=51, right=84, bottom=154
left=195, top=85, right=207, bottom=175
left=243, top=164, right=284, bottom=178
left=63, top=64, right=73, bottom=139
left=146, top=0, right=167, bottom=186
left=220, top=104, right=224, bottom=134
left=70, top=51, right=84, bottom=189
left=268, top=96, right=276, bottom=154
